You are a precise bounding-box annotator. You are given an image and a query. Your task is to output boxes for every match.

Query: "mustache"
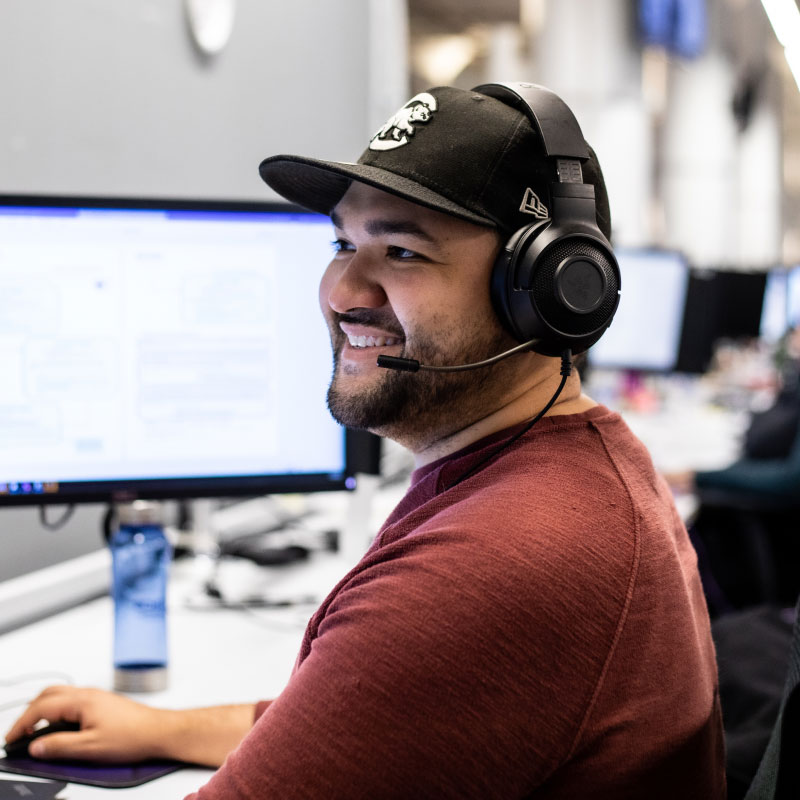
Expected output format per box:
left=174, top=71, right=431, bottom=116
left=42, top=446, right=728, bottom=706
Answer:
left=334, top=311, right=405, bottom=339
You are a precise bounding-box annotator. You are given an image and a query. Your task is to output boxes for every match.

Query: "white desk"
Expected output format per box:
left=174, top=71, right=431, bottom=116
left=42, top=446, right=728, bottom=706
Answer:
left=0, top=552, right=357, bottom=798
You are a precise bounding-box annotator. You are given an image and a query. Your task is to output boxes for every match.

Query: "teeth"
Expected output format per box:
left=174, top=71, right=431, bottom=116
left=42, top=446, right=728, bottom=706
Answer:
left=347, top=333, right=400, bottom=348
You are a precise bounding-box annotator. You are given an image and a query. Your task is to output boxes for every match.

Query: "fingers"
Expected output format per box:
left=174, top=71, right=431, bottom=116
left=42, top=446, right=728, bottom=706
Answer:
left=4, top=684, right=80, bottom=744
left=28, top=729, right=95, bottom=761
left=26, top=726, right=141, bottom=764
left=7, top=685, right=166, bottom=764
left=4, top=684, right=168, bottom=764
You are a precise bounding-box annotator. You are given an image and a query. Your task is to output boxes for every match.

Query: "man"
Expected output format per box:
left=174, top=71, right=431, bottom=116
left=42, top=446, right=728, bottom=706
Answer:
left=5, top=84, right=726, bottom=798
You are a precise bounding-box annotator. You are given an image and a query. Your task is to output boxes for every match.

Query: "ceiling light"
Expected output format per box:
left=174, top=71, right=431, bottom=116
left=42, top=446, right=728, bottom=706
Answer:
left=761, top=0, right=800, bottom=89
left=413, top=35, right=479, bottom=86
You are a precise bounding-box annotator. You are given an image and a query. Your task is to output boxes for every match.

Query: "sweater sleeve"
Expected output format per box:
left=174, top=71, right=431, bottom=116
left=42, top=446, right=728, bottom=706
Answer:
left=695, top=422, right=800, bottom=499
left=182, top=519, right=630, bottom=800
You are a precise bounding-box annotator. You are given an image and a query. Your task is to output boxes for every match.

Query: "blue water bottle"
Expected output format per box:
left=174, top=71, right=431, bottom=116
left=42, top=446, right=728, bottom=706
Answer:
left=110, top=501, right=171, bottom=692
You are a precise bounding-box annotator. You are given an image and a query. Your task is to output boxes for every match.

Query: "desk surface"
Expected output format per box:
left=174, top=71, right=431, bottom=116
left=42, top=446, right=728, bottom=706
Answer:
left=0, top=553, right=355, bottom=798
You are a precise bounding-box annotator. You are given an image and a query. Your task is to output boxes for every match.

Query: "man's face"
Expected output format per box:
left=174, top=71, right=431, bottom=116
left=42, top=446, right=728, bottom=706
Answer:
left=319, top=182, right=522, bottom=450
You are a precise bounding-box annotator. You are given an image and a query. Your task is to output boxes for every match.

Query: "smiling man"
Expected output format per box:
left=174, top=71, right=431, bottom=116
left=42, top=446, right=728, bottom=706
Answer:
left=322, top=184, right=566, bottom=458
left=6, top=84, right=726, bottom=799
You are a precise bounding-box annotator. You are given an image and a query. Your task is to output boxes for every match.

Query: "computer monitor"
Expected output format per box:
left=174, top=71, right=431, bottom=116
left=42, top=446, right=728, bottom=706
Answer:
left=0, top=194, right=362, bottom=506
left=760, top=268, right=789, bottom=343
left=588, top=248, right=689, bottom=372
left=786, top=264, right=800, bottom=331
left=675, top=268, right=767, bottom=374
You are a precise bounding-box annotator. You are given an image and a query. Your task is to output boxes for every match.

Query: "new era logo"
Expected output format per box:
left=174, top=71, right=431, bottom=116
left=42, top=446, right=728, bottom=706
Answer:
left=519, top=188, right=549, bottom=219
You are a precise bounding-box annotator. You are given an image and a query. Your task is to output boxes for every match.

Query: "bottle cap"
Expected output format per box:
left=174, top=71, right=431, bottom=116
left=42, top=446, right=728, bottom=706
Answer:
left=114, top=665, right=168, bottom=693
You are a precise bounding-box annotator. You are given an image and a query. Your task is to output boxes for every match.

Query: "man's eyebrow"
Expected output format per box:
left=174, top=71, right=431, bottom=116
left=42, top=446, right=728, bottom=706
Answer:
left=364, top=219, right=438, bottom=244
left=330, top=210, right=345, bottom=230
left=330, top=210, right=439, bottom=246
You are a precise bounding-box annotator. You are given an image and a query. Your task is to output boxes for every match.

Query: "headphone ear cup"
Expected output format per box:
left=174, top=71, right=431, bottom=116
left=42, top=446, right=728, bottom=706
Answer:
left=491, top=223, right=544, bottom=344
left=491, top=224, right=621, bottom=356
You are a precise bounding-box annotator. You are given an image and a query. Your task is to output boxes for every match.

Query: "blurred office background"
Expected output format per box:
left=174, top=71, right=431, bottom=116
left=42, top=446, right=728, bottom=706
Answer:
left=1, top=0, right=799, bottom=593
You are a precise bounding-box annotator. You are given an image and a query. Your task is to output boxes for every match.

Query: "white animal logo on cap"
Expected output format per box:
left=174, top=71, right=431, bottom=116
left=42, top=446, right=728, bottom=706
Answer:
left=369, top=93, right=438, bottom=151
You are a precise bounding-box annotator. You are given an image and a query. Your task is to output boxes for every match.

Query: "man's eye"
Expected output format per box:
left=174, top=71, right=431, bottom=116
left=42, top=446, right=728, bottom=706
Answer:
left=387, top=246, right=421, bottom=260
left=331, top=239, right=355, bottom=253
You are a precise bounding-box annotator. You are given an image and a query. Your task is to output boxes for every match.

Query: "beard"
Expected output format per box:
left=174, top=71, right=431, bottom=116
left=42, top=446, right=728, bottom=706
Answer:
left=325, top=309, right=516, bottom=441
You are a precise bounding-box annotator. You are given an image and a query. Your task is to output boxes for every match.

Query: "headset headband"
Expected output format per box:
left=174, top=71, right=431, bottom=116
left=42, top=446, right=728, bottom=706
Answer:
left=473, top=82, right=588, bottom=156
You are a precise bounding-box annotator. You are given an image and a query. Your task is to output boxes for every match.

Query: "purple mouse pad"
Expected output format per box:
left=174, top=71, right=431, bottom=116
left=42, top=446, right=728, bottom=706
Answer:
left=0, top=756, right=184, bottom=788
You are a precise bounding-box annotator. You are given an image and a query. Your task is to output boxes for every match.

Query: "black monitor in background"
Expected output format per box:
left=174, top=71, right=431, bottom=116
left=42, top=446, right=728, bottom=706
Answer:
left=588, top=248, right=689, bottom=372
left=675, top=268, right=767, bottom=374
left=0, top=194, right=380, bottom=506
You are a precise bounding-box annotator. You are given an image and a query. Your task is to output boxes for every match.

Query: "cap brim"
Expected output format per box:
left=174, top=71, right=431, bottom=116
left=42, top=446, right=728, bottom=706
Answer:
left=259, top=154, right=496, bottom=228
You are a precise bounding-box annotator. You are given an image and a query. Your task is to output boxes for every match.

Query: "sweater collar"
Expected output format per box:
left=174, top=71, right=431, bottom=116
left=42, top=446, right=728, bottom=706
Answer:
left=409, top=404, right=614, bottom=490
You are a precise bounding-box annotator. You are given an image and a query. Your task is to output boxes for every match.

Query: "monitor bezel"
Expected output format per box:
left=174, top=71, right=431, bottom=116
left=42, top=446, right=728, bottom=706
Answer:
left=0, top=192, right=360, bottom=506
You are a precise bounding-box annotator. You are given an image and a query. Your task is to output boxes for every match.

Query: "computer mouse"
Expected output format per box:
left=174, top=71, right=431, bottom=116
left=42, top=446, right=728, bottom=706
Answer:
left=3, top=719, right=81, bottom=759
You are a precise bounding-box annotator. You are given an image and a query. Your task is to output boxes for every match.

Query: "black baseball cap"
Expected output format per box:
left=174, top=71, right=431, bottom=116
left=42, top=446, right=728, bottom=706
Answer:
left=259, top=84, right=611, bottom=240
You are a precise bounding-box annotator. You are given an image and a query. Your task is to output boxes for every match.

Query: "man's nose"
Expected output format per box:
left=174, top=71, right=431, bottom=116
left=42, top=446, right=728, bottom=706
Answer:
left=324, top=257, right=387, bottom=314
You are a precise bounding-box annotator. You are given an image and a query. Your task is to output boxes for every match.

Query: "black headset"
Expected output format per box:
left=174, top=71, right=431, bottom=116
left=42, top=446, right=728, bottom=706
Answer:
left=473, top=82, right=621, bottom=358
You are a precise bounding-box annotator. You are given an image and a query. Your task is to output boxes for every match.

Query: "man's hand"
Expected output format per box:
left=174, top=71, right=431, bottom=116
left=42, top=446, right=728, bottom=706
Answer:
left=4, top=685, right=170, bottom=763
left=4, top=685, right=257, bottom=767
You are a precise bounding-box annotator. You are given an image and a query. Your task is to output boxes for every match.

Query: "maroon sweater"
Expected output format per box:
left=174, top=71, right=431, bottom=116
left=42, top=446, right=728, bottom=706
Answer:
left=187, top=406, right=726, bottom=799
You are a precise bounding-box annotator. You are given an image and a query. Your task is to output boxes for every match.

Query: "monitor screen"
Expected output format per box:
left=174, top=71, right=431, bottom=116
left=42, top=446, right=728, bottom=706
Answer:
left=588, top=248, right=689, bottom=372
left=761, top=268, right=789, bottom=343
left=787, top=264, right=800, bottom=330
left=0, top=195, right=354, bottom=505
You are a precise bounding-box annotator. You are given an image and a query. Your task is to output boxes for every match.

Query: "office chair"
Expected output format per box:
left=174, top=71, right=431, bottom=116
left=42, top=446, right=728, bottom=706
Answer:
left=743, top=595, right=800, bottom=799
